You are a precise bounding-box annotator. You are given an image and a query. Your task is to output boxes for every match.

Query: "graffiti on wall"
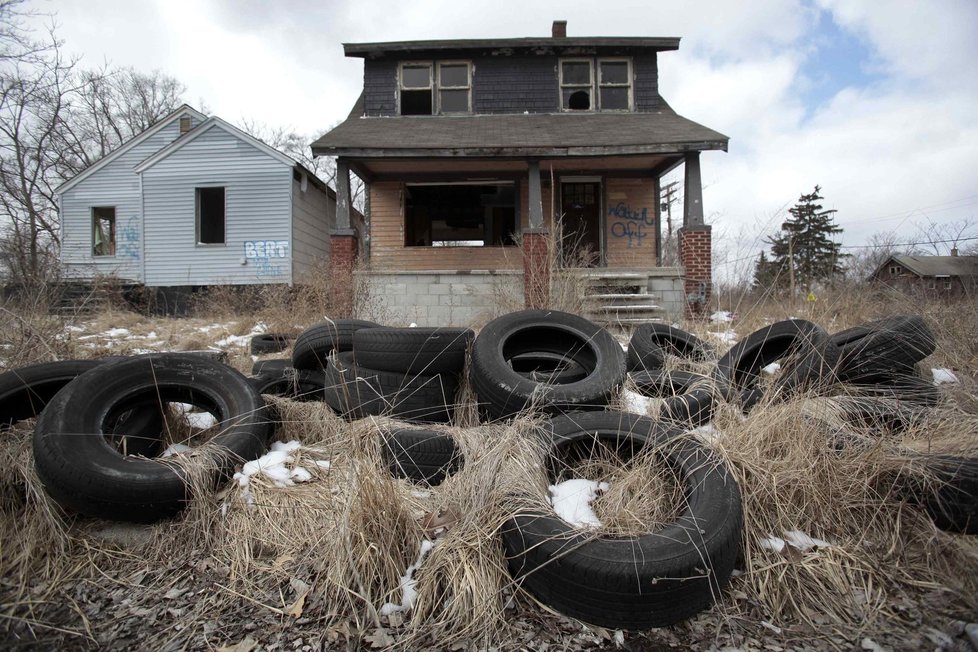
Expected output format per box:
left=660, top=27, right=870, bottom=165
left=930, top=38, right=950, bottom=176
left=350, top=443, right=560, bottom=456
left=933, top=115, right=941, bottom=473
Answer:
left=608, top=202, right=654, bottom=248
left=244, top=240, right=289, bottom=279
left=117, top=216, right=140, bottom=260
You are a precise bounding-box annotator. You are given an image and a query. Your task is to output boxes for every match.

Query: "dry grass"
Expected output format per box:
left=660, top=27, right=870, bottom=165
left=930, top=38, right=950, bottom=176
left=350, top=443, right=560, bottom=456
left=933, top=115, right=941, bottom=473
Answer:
left=2, top=287, right=978, bottom=649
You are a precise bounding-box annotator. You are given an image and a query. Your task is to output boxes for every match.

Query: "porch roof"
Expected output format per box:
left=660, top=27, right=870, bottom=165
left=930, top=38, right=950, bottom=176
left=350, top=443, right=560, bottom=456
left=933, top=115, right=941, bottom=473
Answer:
left=311, top=98, right=728, bottom=159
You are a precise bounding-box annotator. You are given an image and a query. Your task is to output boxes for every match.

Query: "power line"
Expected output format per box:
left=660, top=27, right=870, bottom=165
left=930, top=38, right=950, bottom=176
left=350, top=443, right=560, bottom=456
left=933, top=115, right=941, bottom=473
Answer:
left=837, top=235, right=978, bottom=250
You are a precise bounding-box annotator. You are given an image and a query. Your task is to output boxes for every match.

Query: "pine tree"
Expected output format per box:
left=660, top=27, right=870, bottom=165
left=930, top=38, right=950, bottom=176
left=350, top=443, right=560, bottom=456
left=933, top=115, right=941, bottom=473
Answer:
left=755, top=186, right=847, bottom=293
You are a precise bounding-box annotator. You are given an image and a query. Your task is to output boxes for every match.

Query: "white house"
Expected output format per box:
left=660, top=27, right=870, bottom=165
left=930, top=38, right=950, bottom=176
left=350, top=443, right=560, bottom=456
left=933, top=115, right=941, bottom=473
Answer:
left=57, top=104, right=348, bottom=292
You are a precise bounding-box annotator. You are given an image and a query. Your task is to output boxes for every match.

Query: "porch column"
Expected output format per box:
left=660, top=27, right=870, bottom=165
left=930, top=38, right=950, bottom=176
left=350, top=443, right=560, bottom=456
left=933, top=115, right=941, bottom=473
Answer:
left=523, top=160, right=550, bottom=308
left=329, top=158, right=359, bottom=317
left=678, top=152, right=711, bottom=317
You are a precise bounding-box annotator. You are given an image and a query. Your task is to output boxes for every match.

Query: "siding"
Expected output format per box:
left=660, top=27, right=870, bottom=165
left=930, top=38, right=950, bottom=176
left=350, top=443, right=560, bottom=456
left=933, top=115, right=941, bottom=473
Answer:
left=362, top=53, right=660, bottom=115
left=291, top=174, right=333, bottom=280
left=59, top=115, right=203, bottom=281
left=141, top=126, right=293, bottom=286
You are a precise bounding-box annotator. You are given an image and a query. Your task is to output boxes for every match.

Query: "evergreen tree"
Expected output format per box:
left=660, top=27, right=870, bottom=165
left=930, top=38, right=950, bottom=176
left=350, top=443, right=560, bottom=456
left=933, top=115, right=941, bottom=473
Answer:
left=755, top=186, right=847, bottom=293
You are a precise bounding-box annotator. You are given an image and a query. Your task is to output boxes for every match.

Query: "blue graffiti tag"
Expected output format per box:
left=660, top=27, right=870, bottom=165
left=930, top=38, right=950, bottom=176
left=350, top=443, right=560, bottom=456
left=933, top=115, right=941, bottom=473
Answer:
left=116, top=216, right=140, bottom=260
left=608, top=202, right=655, bottom=226
left=608, top=203, right=653, bottom=247
left=610, top=220, right=647, bottom=247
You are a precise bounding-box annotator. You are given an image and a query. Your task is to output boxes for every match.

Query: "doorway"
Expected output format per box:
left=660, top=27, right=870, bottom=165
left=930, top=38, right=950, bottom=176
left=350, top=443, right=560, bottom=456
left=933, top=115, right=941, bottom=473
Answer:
left=559, top=181, right=602, bottom=267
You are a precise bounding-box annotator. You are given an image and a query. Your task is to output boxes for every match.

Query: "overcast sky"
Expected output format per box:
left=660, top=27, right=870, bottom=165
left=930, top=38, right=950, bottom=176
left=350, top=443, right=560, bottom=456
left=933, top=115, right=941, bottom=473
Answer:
left=28, top=0, right=978, bottom=279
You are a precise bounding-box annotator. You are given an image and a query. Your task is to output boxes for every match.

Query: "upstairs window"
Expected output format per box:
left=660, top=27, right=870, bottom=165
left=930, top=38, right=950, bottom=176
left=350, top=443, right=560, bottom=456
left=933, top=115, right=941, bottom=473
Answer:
left=92, top=207, right=116, bottom=256
left=399, top=61, right=472, bottom=115
left=560, top=58, right=633, bottom=111
left=196, top=187, right=225, bottom=245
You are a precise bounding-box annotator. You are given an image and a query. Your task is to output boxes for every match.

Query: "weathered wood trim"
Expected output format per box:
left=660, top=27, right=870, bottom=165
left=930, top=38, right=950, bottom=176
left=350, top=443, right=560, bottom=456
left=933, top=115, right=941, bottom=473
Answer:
left=313, top=141, right=729, bottom=159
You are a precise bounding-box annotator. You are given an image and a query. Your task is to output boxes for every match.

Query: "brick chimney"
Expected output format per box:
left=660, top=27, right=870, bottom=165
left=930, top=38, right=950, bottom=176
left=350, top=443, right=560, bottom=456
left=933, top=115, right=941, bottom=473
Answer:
left=552, top=20, right=567, bottom=38
left=951, top=247, right=959, bottom=257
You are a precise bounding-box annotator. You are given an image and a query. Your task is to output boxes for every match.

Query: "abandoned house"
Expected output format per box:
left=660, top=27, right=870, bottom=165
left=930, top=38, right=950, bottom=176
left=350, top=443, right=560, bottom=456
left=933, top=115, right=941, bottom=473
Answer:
left=869, top=251, right=978, bottom=298
left=57, top=104, right=355, bottom=309
left=312, top=20, right=728, bottom=326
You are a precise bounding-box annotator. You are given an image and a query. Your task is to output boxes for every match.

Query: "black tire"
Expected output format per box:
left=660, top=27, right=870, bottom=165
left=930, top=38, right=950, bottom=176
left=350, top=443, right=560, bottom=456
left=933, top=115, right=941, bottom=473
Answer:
left=470, top=310, right=626, bottom=420
left=831, top=316, right=936, bottom=382
left=292, top=319, right=381, bottom=370
left=248, top=369, right=328, bottom=402
left=909, top=456, right=978, bottom=535
left=510, top=351, right=590, bottom=384
left=627, top=324, right=713, bottom=372
left=32, top=354, right=273, bottom=522
left=251, top=358, right=293, bottom=376
left=502, top=411, right=743, bottom=630
left=714, top=319, right=837, bottom=396
left=325, top=353, right=460, bottom=423
left=630, top=370, right=712, bottom=398
left=660, top=389, right=715, bottom=427
left=249, top=333, right=293, bottom=355
left=381, top=428, right=463, bottom=485
left=845, top=373, right=942, bottom=407
left=835, top=396, right=928, bottom=434
left=0, top=359, right=107, bottom=428
left=353, top=327, right=474, bottom=375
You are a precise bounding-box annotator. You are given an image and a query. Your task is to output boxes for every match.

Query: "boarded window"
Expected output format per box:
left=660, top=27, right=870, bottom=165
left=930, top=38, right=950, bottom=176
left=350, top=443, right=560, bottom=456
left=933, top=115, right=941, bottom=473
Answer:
left=400, top=63, right=433, bottom=115
left=92, top=207, right=116, bottom=256
left=404, top=183, right=517, bottom=247
left=196, top=187, right=225, bottom=244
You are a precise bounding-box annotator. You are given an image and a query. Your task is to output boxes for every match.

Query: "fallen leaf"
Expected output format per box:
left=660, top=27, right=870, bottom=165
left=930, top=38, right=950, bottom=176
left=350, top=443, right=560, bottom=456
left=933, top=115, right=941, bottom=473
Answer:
left=286, top=579, right=310, bottom=618
left=218, top=637, right=257, bottom=652
left=364, top=627, right=395, bottom=648
left=163, top=587, right=186, bottom=600
left=421, top=505, right=461, bottom=537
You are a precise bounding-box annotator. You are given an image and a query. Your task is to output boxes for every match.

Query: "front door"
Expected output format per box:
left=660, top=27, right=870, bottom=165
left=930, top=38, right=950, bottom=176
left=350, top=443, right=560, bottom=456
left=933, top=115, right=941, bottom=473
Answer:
left=559, top=181, right=601, bottom=267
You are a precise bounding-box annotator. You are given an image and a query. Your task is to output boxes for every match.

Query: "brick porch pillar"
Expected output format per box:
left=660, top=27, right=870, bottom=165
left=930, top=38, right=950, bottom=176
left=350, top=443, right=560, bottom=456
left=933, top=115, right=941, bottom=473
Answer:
left=678, top=225, right=711, bottom=317
left=522, top=229, right=550, bottom=308
left=329, top=158, right=358, bottom=316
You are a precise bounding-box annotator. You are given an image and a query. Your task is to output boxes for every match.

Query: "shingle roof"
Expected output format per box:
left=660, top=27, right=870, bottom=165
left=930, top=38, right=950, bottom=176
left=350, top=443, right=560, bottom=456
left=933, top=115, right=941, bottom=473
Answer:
left=889, top=255, right=978, bottom=278
left=311, top=105, right=728, bottom=158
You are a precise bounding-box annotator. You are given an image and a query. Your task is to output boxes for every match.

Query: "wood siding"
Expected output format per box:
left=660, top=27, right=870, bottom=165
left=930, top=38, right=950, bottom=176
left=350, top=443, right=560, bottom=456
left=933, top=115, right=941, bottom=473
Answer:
left=59, top=114, right=204, bottom=281
left=291, top=173, right=333, bottom=280
left=141, top=126, right=294, bottom=286
left=605, top=177, right=657, bottom=268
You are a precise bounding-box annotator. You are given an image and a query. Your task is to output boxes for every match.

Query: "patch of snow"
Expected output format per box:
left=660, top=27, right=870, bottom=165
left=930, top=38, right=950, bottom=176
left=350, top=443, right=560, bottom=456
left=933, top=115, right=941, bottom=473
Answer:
left=313, top=460, right=331, bottom=469
left=932, top=368, right=959, bottom=385
left=710, top=311, right=735, bottom=323
left=760, top=529, right=832, bottom=553
left=102, top=328, right=130, bottom=338
left=762, top=362, right=781, bottom=375
left=66, top=325, right=86, bottom=333
left=196, top=323, right=224, bottom=333
left=410, top=489, right=431, bottom=499
left=380, top=538, right=439, bottom=615
left=693, top=423, right=722, bottom=444
left=251, top=322, right=267, bottom=334
left=708, top=330, right=737, bottom=344
left=232, top=440, right=318, bottom=504
left=184, top=411, right=217, bottom=429
left=214, top=334, right=251, bottom=348
left=613, top=630, right=625, bottom=646
left=409, top=323, right=417, bottom=328
left=549, top=479, right=609, bottom=529
left=622, top=390, right=652, bottom=415
left=160, top=443, right=193, bottom=458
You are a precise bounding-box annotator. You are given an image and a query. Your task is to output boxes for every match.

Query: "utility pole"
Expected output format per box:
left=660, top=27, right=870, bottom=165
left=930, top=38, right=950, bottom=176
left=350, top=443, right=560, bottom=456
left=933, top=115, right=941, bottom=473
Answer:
left=788, top=234, right=795, bottom=299
left=660, top=181, right=679, bottom=236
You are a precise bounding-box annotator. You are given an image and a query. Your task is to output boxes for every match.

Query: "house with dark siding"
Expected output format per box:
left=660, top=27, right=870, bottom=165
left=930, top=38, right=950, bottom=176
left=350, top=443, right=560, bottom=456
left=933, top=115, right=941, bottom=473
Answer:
left=313, top=21, right=727, bottom=326
left=869, top=252, right=978, bottom=298
left=56, top=105, right=353, bottom=308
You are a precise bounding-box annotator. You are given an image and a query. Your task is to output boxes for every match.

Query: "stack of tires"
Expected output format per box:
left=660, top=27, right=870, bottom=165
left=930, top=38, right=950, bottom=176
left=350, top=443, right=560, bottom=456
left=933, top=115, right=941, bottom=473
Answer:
left=291, top=320, right=473, bottom=423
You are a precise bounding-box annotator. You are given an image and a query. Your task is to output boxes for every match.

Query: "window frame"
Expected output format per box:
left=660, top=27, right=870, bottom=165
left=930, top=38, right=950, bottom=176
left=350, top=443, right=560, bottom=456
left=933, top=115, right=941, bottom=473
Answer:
left=403, top=179, right=520, bottom=248
left=559, top=57, right=634, bottom=112
left=91, top=206, right=116, bottom=257
left=195, top=186, right=227, bottom=246
left=436, top=61, right=472, bottom=114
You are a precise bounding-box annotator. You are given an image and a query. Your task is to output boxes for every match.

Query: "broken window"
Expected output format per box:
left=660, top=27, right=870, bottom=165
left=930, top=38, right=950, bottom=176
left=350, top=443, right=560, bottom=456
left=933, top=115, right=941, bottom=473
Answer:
left=196, top=187, right=225, bottom=244
left=92, top=207, right=116, bottom=256
left=438, top=62, right=471, bottom=113
left=400, top=63, right=433, bottom=115
left=404, top=183, right=517, bottom=247
left=561, top=58, right=633, bottom=111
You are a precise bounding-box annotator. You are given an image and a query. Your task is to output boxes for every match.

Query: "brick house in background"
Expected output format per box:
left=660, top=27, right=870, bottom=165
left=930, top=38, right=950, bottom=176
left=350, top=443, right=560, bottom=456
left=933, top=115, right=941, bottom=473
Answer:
left=869, top=252, right=978, bottom=298
left=313, top=21, right=727, bottom=326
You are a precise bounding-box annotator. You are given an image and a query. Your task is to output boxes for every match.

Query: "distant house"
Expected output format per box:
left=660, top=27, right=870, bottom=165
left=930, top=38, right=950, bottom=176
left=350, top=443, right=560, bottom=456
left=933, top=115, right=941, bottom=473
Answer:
left=312, top=20, right=727, bottom=326
left=56, top=105, right=353, bottom=301
left=869, top=252, right=978, bottom=298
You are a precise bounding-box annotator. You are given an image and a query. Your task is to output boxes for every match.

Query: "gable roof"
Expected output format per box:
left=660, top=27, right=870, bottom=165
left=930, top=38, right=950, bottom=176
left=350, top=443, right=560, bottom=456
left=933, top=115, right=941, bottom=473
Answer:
left=311, top=104, right=728, bottom=158
left=344, top=36, right=680, bottom=58
left=55, top=104, right=207, bottom=195
left=880, top=254, right=978, bottom=278
left=134, top=116, right=295, bottom=173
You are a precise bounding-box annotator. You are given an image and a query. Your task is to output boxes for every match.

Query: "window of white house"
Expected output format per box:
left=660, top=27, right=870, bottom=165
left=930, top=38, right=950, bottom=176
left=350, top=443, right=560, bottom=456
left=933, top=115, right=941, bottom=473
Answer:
left=92, top=207, right=116, bottom=256
left=196, top=187, right=226, bottom=244
left=560, top=58, right=632, bottom=111
left=404, top=183, right=517, bottom=247
left=438, top=62, right=471, bottom=113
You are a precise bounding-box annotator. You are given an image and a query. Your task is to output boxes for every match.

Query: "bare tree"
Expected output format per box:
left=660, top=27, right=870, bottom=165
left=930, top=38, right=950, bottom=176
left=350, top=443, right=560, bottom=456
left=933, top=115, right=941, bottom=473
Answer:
left=845, top=230, right=904, bottom=281
left=909, top=218, right=978, bottom=255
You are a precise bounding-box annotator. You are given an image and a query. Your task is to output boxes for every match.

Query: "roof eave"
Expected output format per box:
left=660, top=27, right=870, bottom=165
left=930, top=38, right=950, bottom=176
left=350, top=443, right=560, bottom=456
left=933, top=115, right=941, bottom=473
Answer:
left=343, top=36, right=681, bottom=57
left=312, top=141, right=728, bottom=159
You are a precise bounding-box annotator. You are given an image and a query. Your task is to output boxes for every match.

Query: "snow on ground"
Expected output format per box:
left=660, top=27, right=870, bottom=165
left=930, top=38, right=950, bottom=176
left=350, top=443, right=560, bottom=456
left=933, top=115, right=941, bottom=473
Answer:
left=932, top=368, right=959, bottom=385
left=380, top=539, right=438, bottom=615
left=214, top=323, right=267, bottom=348
left=549, top=479, right=609, bottom=529
left=232, top=441, right=331, bottom=505
left=762, top=362, right=781, bottom=375
left=693, top=423, right=722, bottom=445
left=760, top=529, right=833, bottom=553
left=708, top=330, right=738, bottom=344
left=160, top=443, right=193, bottom=458
left=172, top=403, right=218, bottom=429
left=711, top=311, right=735, bottom=323
left=622, top=389, right=652, bottom=415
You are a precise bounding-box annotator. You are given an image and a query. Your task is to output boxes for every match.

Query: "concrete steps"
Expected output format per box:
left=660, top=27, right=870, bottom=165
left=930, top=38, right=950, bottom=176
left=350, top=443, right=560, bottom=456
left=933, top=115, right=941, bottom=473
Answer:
left=566, top=269, right=667, bottom=329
